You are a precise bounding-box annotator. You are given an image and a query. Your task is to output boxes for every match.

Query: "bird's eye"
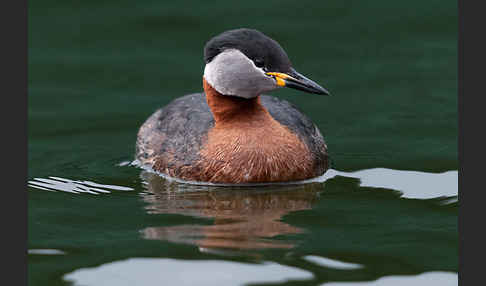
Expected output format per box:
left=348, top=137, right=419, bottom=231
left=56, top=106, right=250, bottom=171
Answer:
left=254, top=59, right=265, bottom=68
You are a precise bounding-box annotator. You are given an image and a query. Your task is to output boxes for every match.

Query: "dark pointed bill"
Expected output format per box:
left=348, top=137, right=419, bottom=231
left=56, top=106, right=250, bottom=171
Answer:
left=266, top=68, right=330, bottom=95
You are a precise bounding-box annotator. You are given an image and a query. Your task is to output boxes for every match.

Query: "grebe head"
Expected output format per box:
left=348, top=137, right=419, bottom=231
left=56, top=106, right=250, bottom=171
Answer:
left=203, top=28, right=330, bottom=99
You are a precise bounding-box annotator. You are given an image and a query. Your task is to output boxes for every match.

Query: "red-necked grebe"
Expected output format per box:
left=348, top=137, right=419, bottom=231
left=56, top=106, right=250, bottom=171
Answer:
left=136, top=28, right=330, bottom=184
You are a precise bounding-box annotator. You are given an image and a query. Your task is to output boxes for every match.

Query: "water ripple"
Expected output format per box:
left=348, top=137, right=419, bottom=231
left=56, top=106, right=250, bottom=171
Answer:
left=28, top=177, right=133, bottom=194
left=134, top=158, right=458, bottom=201
left=321, top=271, right=457, bottom=285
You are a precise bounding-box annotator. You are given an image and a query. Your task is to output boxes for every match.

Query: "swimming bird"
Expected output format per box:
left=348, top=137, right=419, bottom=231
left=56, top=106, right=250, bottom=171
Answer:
left=136, top=28, right=330, bottom=184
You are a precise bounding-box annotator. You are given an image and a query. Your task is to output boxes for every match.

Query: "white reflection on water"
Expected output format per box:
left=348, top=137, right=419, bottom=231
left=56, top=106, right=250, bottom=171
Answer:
left=314, top=168, right=458, bottom=200
left=304, top=255, right=364, bottom=270
left=63, top=258, right=313, bottom=286
left=28, top=249, right=66, bottom=255
left=28, top=177, right=134, bottom=194
left=63, top=257, right=457, bottom=286
left=321, top=271, right=457, bottom=285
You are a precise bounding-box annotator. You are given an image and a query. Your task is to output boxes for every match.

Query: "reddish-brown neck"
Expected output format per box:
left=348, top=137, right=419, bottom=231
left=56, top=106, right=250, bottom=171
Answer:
left=203, top=77, right=272, bottom=126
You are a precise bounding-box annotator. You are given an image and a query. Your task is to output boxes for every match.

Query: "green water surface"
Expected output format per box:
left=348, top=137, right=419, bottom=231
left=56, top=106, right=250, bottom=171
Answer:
left=28, top=0, right=457, bottom=285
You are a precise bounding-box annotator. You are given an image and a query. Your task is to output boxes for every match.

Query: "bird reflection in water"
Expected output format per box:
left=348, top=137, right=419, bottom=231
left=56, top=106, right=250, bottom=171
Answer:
left=139, top=171, right=324, bottom=253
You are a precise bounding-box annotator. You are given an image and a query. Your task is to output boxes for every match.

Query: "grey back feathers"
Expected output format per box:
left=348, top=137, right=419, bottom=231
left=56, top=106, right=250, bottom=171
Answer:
left=136, top=93, right=328, bottom=177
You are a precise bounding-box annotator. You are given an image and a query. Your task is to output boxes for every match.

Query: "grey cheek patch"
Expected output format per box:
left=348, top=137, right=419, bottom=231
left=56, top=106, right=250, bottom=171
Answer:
left=204, top=49, right=277, bottom=98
